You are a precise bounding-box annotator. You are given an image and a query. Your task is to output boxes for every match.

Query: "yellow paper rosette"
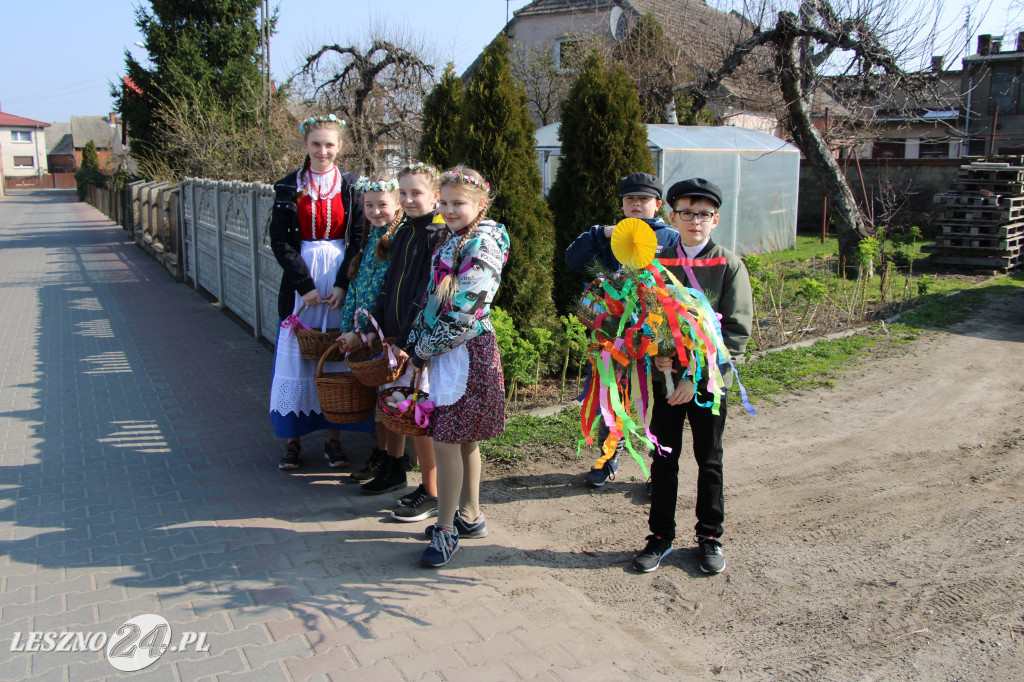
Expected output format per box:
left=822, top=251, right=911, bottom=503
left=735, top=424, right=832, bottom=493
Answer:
left=610, top=218, right=658, bottom=269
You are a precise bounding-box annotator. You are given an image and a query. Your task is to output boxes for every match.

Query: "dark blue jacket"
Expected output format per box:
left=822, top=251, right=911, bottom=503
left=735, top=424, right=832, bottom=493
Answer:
left=564, top=217, right=680, bottom=274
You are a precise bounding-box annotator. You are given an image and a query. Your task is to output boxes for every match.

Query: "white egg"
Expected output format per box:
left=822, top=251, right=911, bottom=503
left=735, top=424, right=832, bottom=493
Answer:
left=391, top=391, right=406, bottom=402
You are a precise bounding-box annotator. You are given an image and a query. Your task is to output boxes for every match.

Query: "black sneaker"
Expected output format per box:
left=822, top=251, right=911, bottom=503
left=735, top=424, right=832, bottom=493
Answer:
left=397, top=483, right=428, bottom=508
left=696, top=536, right=725, bottom=574
left=351, top=448, right=387, bottom=481
left=391, top=488, right=439, bottom=522
left=324, top=440, right=348, bottom=468
left=584, top=456, right=619, bottom=488
left=632, top=534, right=673, bottom=573
left=360, top=455, right=408, bottom=495
left=278, top=441, right=301, bottom=471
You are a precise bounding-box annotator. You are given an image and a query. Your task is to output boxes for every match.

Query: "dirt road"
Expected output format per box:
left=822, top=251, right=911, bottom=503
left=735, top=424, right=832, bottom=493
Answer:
left=481, top=286, right=1024, bottom=680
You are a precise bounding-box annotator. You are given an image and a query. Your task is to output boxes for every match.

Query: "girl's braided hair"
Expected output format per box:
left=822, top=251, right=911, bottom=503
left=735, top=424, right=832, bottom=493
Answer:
left=348, top=173, right=402, bottom=279
left=434, top=166, right=492, bottom=305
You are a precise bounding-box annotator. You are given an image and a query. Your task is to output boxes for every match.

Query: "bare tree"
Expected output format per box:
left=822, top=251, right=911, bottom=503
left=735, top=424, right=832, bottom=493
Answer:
left=693, top=0, right=963, bottom=271
left=510, top=42, right=573, bottom=126
left=297, top=29, right=436, bottom=173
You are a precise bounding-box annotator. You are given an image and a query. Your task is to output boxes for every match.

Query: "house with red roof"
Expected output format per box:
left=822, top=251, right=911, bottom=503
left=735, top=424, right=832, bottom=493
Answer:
left=0, top=110, right=49, bottom=182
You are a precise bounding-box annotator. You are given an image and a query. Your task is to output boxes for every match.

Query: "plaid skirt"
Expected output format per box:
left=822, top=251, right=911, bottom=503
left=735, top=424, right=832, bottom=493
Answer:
left=430, top=333, right=505, bottom=444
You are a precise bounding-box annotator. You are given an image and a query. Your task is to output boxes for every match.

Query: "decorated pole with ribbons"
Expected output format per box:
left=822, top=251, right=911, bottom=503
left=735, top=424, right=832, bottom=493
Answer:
left=576, top=219, right=755, bottom=477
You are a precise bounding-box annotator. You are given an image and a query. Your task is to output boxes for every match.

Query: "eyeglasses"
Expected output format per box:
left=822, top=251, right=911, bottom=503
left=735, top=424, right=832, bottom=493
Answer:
left=672, top=210, right=716, bottom=223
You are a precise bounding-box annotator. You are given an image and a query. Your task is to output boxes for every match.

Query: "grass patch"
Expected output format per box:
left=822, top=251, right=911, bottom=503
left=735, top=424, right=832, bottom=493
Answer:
left=731, top=325, right=918, bottom=404
left=899, top=273, right=1024, bottom=329
left=482, top=405, right=582, bottom=463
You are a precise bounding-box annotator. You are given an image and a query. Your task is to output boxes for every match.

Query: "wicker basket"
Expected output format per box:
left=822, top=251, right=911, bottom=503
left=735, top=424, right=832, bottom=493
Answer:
left=347, top=337, right=408, bottom=387
left=377, top=370, right=429, bottom=437
left=296, top=327, right=344, bottom=362
left=315, top=341, right=375, bottom=423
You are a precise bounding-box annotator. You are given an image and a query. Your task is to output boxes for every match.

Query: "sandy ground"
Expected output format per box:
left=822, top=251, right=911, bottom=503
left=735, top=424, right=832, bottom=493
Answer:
left=479, top=286, right=1024, bottom=680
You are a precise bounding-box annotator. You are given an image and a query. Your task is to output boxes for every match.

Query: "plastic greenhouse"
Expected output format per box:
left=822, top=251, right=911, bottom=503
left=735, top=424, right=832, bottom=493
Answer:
left=535, top=124, right=801, bottom=255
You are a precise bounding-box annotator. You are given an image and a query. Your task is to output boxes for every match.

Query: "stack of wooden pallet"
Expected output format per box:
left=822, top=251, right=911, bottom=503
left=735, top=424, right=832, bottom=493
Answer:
left=926, top=157, right=1024, bottom=271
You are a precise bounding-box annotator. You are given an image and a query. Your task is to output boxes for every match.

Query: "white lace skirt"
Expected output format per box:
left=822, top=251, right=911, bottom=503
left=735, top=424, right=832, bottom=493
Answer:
left=269, top=240, right=347, bottom=424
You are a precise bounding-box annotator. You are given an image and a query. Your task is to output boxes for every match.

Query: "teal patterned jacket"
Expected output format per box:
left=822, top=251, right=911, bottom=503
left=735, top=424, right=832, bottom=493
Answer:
left=409, top=219, right=510, bottom=359
left=339, top=223, right=391, bottom=333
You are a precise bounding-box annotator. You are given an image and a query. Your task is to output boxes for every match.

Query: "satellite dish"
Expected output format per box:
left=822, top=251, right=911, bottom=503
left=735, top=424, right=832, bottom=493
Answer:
left=609, top=7, right=625, bottom=39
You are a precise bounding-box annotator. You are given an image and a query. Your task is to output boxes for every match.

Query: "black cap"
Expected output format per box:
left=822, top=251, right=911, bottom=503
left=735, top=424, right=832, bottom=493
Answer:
left=666, top=178, right=723, bottom=208
left=617, top=172, right=663, bottom=199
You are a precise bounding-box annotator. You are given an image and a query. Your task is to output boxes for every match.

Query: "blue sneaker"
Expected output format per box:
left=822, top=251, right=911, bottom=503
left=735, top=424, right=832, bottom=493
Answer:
left=424, top=511, right=488, bottom=539
left=420, top=526, right=459, bottom=567
left=584, top=456, right=619, bottom=488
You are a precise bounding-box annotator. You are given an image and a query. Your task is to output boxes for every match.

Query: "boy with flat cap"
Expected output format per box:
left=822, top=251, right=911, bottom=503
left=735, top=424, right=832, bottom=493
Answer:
left=633, top=177, right=752, bottom=575
left=565, top=172, right=681, bottom=487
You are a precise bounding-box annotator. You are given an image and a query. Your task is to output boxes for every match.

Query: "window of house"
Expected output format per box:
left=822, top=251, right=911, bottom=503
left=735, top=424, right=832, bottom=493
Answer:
left=13, top=156, right=35, bottom=168
left=555, top=39, right=582, bottom=72
left=11, top=130, right=32, bottom=143
left=872, top=140, right=905, bottom=159
left=919, top=140, right=949, bottom=158
left=990, top=67, right=1016, bottom=112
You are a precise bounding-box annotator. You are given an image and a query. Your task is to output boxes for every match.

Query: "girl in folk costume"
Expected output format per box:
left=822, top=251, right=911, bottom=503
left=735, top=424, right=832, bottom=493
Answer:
left=335, top=174, right=403, bottom=473
left=268, top=115, right=366, bottom=471
left=358, top=163, right=445, bottom=522
left=407, top=167, right=509, bottom=568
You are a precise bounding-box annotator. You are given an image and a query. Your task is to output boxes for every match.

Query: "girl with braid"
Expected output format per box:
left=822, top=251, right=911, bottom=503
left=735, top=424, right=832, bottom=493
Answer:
left=358, top=163, right=444, bottom=521
left=406, top=166, right=509, bottom=568
left=334, top=174, right=403, bottom=470
left=268, top=115, right=365, bottom=472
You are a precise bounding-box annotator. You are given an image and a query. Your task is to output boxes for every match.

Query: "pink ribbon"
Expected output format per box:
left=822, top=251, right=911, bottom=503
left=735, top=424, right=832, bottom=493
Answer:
left=355, top=307, right=398, bottom=368
left=397, top=398, right=435, bottom=428
left=280, top=314, right=312, bottom=339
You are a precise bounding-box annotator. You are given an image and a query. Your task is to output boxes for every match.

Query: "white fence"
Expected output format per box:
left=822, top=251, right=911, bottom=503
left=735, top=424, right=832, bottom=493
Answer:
left=180, top=178, right=282, bottom=344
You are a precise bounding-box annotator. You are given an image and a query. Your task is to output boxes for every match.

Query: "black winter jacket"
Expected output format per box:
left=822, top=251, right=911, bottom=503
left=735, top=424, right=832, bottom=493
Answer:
left=372, top=211, right=444, bottom=347
left=269, top=168, right=364, bottom=320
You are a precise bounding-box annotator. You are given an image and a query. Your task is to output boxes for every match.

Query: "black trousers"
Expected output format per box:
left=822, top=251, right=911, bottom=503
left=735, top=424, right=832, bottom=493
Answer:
left=647, top=385, right=727, bottom=541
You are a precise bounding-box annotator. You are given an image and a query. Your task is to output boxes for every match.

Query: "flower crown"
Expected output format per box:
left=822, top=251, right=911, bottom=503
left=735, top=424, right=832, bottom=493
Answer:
left=400, top=162, right=440, bottom=178
left=298, top=114, right=346, bottom=133
left=354, top=176, right=400, bottom=194
left=443, top=170, right=490, bottom=191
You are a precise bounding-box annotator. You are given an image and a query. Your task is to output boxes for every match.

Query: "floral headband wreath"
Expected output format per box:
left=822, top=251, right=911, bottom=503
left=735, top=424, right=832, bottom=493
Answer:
left=354, top=176, right=400, bottom=194
left=400, top=162, right=441, bottom=178
left=443, top=170, right=491, bottom=191
left=298, top=114, right=346, bottom=133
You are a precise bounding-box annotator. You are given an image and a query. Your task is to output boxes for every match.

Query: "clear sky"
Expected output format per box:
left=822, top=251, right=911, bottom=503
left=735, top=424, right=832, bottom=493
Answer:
left=0, top=0, right=1018, bottom=125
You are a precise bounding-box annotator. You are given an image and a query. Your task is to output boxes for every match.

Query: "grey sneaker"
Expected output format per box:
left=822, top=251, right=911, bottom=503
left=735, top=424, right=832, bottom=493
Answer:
left=633, top=534, right=673, bottom=573
left=420, top=526, right=459, bottom=567
left=424, top=511, right=488, bottom=539
left=696, top=536, right=725, bottom=574
left=391, top=488, right=439, bottom=523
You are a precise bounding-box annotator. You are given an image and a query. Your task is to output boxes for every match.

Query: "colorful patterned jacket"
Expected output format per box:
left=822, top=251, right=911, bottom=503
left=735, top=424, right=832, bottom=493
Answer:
left=338, top=222, right=391, bottom=334
left=408, top=219, right=510, bottom=360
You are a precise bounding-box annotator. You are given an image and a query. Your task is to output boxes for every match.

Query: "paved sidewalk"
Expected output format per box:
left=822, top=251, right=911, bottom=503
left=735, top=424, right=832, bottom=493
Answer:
left=0, top=192, right=680, bottom=681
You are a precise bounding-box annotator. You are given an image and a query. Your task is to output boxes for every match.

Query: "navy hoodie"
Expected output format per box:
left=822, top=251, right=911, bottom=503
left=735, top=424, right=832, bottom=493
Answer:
left=564, top=216, right=679, bottom=274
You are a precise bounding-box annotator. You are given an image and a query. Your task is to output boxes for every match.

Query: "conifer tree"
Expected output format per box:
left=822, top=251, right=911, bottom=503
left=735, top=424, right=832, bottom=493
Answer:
left=548, top=50, right=653, bottom=313
left=75, top=141, right=105, bottom=201
left=113, top=0, right=269, bottom=171
left=418, top=63, right=464, bottom=168
left=454, top=37, right=556, bottom=330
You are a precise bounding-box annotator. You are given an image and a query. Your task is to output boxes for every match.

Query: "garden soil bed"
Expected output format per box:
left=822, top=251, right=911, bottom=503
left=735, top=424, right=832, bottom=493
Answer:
left=481, top=285, right=1024, bottom=679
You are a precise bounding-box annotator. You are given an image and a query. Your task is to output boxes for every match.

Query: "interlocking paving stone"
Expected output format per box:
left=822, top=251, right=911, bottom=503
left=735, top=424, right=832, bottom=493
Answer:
left=0, top=191, right=680, bottom=680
